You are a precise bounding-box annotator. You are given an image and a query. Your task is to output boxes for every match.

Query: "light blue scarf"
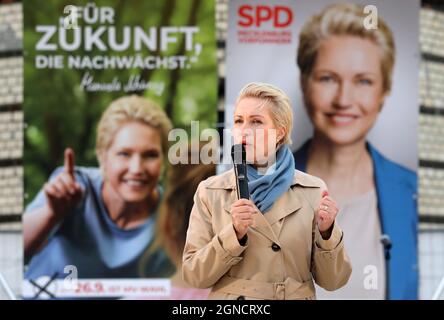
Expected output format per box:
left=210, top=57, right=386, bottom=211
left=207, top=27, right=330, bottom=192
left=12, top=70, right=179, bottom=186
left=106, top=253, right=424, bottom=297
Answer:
left=247, top=145, right=295, bottom=213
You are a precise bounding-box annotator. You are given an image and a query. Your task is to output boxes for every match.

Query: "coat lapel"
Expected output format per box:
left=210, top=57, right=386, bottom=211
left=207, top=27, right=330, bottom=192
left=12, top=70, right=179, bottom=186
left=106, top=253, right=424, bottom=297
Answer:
left=264, top=185, right=302, bottom=225
left=222, top=171, right=303, bottom=243
left=223, top=192, right=279, bottom=243
left=369, top=143, right=418, bottom=299
left=221, top=171, right=279, bottom=243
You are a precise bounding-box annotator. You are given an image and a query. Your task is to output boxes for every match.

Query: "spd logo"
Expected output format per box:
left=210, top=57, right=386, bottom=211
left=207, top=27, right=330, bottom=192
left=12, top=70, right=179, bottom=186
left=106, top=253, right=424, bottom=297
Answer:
left=238, top=5, right=293, bottom=28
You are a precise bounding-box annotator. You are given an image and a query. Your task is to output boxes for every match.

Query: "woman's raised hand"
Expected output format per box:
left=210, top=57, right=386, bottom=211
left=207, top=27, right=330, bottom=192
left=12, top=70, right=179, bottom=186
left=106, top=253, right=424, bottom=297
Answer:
left=316, top=190, right=339, bottom=239
left=43, top=148, right=83, bottom=220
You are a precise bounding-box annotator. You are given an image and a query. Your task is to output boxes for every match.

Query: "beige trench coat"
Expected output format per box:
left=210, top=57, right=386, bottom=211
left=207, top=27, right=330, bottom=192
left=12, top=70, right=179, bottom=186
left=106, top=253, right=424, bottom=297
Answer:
left=182, top=169, right=352, bottom=300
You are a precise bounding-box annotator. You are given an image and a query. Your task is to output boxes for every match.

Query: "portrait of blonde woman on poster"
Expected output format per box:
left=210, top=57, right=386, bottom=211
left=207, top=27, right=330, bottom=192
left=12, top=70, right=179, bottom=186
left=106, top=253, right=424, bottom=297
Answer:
left=182, top=82, right=352, bottom=300
left=139, top=142, right=216, bottom=299
left=293, top=3, right=418, bottom=299
left=24, top=96, right=175, bottom=280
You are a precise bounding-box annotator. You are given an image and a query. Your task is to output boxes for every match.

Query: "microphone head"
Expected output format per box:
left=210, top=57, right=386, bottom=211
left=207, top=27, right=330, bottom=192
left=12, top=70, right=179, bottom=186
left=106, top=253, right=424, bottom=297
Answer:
left=231, top=143, right=246, bottom=165
left=380, top=234, right=392, bottom=249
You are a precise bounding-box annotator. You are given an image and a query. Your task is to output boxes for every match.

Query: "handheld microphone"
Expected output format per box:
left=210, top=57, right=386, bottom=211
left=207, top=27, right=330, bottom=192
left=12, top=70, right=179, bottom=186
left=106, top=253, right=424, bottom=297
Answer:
left=231, top=144, right=249, bottom=199
left=380, top=234, right=392, bottom=260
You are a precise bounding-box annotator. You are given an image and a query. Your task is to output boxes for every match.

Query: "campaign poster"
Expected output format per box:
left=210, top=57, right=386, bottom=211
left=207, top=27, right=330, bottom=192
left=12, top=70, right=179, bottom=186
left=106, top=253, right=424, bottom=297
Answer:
left=226, top=0, right=419, bottom=300
left=23, top=0, right=217, bottom=299
left=226, top=0, right=419, bottom=171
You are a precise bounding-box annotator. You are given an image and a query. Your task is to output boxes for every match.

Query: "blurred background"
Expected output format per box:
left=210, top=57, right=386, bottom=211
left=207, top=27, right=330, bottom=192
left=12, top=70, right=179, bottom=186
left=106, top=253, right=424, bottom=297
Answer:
left=0, top=0, right=443, bottom=299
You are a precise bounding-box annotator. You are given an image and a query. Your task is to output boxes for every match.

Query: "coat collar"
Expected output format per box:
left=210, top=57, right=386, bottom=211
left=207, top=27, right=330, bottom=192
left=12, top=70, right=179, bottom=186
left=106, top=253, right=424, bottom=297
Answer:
left=205, top=167, right=320, bottom=190
left=206, top=169, right=314, bottom=243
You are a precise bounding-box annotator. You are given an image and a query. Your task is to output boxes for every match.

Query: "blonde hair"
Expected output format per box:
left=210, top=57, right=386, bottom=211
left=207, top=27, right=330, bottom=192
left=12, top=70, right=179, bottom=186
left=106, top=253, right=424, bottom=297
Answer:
left=96, top=95, right=172, bottom=161
left=297, top=3, right=395, bottom=93
left=139, top=142, right=216, bottom=274
left=236, top=82, right=293, bottom=146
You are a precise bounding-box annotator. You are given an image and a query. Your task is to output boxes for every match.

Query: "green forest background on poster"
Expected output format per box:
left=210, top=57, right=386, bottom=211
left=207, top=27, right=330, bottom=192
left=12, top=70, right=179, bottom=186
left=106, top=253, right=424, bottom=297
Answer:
left=24, top=0, right=217, bottom=204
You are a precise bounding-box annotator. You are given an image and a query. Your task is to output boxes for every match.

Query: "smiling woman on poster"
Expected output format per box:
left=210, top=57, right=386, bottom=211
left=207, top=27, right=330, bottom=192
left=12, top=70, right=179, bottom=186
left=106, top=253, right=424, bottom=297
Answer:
left=23, top=96, right=175, bottom=280
left=293, top=3, right=418, bottom=299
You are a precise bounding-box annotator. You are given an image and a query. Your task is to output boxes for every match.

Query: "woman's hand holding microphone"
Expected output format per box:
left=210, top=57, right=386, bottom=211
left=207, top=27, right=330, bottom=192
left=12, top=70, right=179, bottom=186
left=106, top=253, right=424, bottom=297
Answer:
left=231, top=199, right=258, bottom=241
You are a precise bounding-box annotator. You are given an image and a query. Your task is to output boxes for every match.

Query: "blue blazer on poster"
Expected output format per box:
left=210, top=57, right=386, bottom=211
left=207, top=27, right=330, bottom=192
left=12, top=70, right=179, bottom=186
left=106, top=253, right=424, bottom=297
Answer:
left=293, top=140, right=418, bottom=300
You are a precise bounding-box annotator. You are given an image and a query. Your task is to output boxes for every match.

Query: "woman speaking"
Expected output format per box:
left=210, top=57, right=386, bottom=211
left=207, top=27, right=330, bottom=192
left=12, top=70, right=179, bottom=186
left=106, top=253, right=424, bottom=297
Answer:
left=182, top=82, right=352, bottom=300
